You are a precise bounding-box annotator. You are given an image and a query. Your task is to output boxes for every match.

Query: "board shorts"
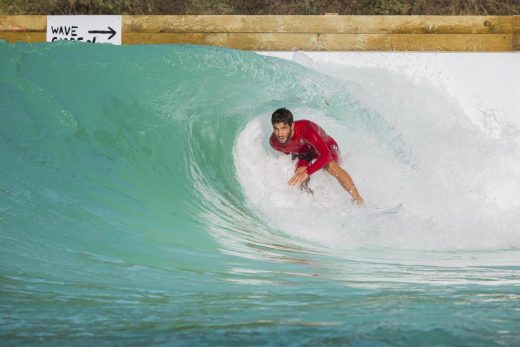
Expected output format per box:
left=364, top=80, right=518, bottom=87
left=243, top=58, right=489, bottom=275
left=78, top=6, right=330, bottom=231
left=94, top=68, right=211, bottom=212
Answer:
left=294, top=143, right=341, bottom=170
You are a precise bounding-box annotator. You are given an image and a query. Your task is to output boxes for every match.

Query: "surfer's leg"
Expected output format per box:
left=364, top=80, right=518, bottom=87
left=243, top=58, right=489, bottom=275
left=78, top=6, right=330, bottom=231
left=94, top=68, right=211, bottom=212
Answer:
left=325, top=160, right=364, bottom=205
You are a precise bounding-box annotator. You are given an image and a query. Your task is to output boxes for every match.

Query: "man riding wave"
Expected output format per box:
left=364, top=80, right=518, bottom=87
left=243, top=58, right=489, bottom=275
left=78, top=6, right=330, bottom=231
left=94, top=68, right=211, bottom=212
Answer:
left=269, top=107, right=364, bottom=205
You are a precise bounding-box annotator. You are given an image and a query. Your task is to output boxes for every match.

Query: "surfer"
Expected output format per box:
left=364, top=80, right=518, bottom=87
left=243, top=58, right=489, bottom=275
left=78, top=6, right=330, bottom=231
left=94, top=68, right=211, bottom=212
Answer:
left=269, top=107, right=365, bottom=205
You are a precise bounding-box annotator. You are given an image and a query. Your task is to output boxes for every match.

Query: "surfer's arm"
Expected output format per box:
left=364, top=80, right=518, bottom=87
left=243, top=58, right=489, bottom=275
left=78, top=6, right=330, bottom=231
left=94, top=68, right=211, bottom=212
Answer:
left=294, top=157, right=311, bottom=170
left=303, top=125, right=334, bottom=175
left=288, top=157, right=311, bottom=186
left=288, top=169, right=309, bottom=186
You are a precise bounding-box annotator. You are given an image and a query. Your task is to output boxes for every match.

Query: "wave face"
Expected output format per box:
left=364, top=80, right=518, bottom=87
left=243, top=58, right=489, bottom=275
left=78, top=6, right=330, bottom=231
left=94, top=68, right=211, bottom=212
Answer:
left=1, top=42, right=520, bottom=346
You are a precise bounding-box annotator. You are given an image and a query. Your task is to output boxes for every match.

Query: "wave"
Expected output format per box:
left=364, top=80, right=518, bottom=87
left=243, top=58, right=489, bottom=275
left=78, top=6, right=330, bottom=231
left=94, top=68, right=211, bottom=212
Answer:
left=1, top=41, right=520, bottom=281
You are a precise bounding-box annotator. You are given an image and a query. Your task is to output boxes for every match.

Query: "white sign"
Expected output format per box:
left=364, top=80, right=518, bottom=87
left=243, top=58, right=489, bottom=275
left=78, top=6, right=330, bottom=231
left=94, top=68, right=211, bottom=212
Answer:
left=47, top=16, right=122, bottom=45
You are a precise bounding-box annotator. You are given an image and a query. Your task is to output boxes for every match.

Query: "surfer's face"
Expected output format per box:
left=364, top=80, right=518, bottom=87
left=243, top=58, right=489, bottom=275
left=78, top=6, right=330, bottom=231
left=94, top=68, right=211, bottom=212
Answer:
left=272, top=122, right=293, bottom=144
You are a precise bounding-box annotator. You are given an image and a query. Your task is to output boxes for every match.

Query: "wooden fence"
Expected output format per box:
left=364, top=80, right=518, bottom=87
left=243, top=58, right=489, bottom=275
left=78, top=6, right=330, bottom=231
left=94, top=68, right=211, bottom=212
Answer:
left=1, top=15, right=519, bottom=51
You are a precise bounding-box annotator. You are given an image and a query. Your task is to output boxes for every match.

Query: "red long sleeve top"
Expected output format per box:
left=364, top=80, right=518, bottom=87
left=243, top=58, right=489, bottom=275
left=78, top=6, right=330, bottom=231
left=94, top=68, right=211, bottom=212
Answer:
left=269, top=120, right=339, bottom=175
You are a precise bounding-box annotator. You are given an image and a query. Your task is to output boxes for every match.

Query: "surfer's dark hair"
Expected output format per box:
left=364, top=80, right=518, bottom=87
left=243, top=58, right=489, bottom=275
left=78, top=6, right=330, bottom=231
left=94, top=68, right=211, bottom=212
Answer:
left=271, top=107, right=293, bottom=126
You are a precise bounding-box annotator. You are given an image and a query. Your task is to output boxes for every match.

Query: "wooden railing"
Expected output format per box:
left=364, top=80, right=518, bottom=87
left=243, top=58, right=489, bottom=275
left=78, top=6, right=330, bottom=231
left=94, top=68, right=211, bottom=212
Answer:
left=1, top=15, right=519, bottom=51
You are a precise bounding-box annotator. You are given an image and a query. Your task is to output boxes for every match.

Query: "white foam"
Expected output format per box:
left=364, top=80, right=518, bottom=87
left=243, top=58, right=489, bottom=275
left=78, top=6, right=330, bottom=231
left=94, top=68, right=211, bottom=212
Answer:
left=259, top=52, right=520, bottom=134
left=235, top=52, right=520, bottom=251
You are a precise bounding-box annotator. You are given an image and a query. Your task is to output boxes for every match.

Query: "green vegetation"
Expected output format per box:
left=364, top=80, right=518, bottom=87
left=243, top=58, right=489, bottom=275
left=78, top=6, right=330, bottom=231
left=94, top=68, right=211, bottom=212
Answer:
left=1, top=0, right=519, bottom=15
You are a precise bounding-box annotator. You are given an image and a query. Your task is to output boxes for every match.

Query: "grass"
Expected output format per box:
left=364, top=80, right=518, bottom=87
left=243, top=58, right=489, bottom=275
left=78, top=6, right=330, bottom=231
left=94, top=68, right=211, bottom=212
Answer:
left=1, top=0, right=519, bottom=15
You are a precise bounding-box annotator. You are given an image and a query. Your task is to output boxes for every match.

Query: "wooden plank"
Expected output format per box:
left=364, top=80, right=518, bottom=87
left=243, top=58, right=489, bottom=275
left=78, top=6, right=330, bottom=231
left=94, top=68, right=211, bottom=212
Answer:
left=123, top=32, right=319, bottom=48
left=122, top=32, right=512, bottom=51
left=0, top=15, right=516, bottom=51
left=123, top=33, right=229, bottom=46
left=0, top=15, right=46, bottom=31
left=318, top=33, right=512, bottom=51
left=122, top=15, right=512, bottom=34
left=1, top=31, right=512, bottom=52
left=0, top=31, right=45, bottom=43
left=0, top=15, right=513, bottom=35
left=227, top=33, right=321, bottom=50
left=124, top=33, right=318, bottom=49
left=514, top=16, right=520, bottom=51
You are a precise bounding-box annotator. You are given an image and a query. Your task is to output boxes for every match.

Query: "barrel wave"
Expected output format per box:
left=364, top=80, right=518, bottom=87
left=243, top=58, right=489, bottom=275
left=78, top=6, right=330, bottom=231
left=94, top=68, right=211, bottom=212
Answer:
left=1, top=42, right=520, bottom=346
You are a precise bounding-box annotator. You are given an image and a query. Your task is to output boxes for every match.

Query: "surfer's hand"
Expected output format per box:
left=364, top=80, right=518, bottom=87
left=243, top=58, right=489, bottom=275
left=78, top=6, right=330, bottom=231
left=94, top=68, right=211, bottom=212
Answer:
left=288, top=171, right=309, bottom=186
left=353, top=195, right=365, bottom=206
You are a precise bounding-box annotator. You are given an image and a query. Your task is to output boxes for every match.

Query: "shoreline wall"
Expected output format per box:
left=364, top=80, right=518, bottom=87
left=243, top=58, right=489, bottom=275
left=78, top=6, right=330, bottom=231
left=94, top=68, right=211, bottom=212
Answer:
left=1, top=15, right=519, bottom=51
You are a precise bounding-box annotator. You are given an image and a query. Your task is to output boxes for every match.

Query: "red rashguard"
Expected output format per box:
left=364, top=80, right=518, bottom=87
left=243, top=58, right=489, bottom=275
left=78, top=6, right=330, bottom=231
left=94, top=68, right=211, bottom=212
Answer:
left=270, top=120, right=340, bottom=175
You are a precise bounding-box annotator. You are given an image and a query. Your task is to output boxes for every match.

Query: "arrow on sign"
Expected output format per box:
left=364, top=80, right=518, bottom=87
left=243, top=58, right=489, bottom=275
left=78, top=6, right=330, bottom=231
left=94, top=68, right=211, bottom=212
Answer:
left=88, top=26, right=116, bottom=40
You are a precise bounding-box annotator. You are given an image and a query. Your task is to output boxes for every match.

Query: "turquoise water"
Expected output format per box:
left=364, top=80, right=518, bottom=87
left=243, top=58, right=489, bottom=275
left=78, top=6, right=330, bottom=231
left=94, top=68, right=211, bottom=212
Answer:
left=1, top=42, right=520, bottom=346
